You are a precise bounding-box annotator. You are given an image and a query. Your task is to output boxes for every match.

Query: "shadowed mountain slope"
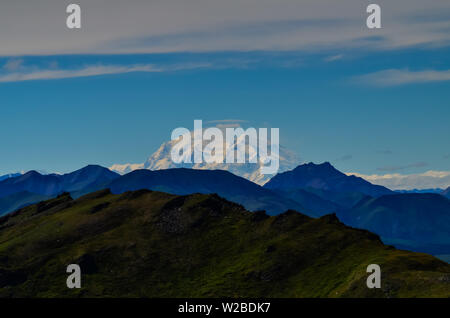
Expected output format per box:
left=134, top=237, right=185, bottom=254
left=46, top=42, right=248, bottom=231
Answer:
left=338, top=193, right=450, bottom=256
left=0, top=165, right=120, bottom=201
left=0, top=191, right=51, bottom=216
left=270, top=188, right=340, bottom=216
left=108, top=168, right=310, bottom=216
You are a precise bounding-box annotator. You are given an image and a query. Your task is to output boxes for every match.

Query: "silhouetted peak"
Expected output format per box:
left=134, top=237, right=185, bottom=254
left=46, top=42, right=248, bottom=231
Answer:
left=23, top=170, right=42, bottom=177
left=319, top=213, right=341, bottom=224
left=295, top=161, right=338, bottom=171
left=76, top=165, right=111, bottom=173
left=57, top=192, right=72, bottom=199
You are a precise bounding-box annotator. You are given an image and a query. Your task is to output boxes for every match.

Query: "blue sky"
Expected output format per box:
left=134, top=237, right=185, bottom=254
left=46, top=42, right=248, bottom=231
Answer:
left=1, top=48, right=449, bottom=176
left=0, top=0, right=449, bottom=189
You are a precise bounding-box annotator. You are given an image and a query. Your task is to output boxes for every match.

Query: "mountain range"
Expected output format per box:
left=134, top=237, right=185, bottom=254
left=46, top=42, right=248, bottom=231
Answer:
left=0, top=162, right=449, bottom=263
left=263, top=162, right=394, bottom=212
left=0, top=165, right=119, bottom=216
left=108, top=168, right=308, bottom=215
left=0, top=162, right=405, bottom=218
left=264, top=162, right=393, bottom=197
left=262, top=163, right=450, bottom=260
left=0, top=166, right=307, bottom=216
left=0, top=189, right=448, bottom=297
left=0, top=165, right=119, bottom=199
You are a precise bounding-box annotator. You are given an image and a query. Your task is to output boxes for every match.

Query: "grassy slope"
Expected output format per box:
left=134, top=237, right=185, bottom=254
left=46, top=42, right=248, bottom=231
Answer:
left=0, top=190, right=448, bottom=298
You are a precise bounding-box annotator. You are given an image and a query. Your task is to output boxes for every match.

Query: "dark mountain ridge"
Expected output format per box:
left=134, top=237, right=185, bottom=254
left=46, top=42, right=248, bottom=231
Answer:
left=0, top=165, right=120, bottom=199
left=0, top=165, right=120, bottom=215
left=262, top=162, right=392, bottom=214
left=108, top=168, right=310, bottom=216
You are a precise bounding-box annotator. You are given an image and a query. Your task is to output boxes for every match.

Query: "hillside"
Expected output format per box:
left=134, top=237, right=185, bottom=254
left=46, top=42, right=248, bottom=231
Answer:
left=0, top=190, right=448, bottom=297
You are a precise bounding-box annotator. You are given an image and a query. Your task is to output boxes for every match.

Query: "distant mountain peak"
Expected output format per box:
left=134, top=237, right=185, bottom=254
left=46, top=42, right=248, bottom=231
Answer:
left=265, top=162, right=392, bottom=197
left=83, top=164, right=106, bottom=169
left=23, top=170, right=42, bottom=176
left=69, top=164, right=117, bottom=175
left=305, top=161, right=332, bottom=167
left=110, top=131, right=302, bottom=185
left=305, top=161, right=339, bottom=169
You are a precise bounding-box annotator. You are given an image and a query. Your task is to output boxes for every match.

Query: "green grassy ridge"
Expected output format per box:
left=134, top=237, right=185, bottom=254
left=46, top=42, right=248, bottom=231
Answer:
left=0, top=189, right=448, bottom=298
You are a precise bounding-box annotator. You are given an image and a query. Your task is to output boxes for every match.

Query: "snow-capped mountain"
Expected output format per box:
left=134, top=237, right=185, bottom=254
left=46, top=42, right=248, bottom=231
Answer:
left=109, top=163, right=144, bottom=175
left=110, top=130, right=301, bottom=185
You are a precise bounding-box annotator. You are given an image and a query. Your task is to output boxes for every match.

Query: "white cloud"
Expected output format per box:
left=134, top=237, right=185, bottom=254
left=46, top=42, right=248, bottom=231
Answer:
left=0, top=62, right=211, bottom=83
left=0, top=1, right=450, bottom=56
left=204, top=119, right=249, bottom=129
left=347, top=171, right=450, bottom=190
left=354, top=69, right=450, bottom=86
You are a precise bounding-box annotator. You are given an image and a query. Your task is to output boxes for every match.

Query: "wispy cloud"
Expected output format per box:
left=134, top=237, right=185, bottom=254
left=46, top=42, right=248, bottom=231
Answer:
left=204, top=119, right=249, bottom=129
left=324, top=54, right=343, bottom=62
left=347, top=170, right=450, bottom=190
left=354, top=69, right=450, bottom=86
left=0, top=62, right=211, bottom=83
left=1, top=1, right=450, bottom=56
left=215, top=123, right=242, bottom=129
